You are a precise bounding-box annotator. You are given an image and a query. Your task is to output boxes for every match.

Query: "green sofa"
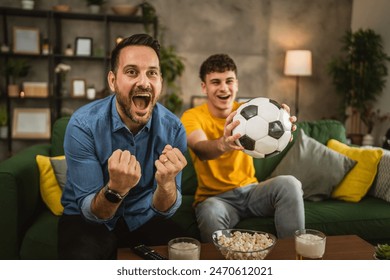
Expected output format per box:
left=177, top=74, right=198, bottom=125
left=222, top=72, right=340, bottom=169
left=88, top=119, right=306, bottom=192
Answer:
left=1, top=117, right=389, bottom=259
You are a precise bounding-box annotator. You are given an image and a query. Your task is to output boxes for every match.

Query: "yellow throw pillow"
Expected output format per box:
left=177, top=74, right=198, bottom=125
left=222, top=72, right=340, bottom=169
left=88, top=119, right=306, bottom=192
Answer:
left=36, top=155, right=65, bottom=216
left=327, top=139, right=383, bottom=202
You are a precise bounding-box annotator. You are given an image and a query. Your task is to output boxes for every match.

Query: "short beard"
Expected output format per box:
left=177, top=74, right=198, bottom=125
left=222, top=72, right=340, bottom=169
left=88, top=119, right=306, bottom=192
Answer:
left=115, top=84, right=156, bottom=126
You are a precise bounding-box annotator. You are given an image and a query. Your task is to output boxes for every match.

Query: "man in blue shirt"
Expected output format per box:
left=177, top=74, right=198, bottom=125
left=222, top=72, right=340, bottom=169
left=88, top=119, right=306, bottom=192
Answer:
left=58, top=34, right=188, bottom=259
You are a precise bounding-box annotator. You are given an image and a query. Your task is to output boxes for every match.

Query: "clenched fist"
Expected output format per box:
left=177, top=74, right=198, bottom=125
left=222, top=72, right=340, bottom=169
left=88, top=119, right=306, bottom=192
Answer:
left=154, top=144, right=187, bottom=189
left=107, top=149, right=141, bottom=195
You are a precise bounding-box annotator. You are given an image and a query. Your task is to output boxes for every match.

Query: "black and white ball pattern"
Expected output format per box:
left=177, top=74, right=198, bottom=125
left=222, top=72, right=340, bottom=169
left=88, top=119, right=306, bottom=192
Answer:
left=233, top=97, right=292, bottom=158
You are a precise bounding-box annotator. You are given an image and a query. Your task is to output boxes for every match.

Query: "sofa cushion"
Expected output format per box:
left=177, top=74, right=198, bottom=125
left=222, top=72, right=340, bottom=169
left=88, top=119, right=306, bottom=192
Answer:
left=50, top=156, right=67, bottom=190
left=271, top=129, right=356, bottom=201
left=254, top=119, right=348, bottom=182
left=327, top=139, right=383, bottom=202
left=20, top=210, right=59, bottom=260
left=303, top=197, right=390, bottom=244
left=297, top=119, right=348, bottom=145
left=368, top=148, right=390, bottom=202
left=36, top=155, right=65, bottom=216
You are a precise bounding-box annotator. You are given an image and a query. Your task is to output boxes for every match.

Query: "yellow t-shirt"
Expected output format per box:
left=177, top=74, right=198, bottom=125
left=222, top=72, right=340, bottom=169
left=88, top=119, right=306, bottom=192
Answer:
left=181, top=102, right=258, bottom=206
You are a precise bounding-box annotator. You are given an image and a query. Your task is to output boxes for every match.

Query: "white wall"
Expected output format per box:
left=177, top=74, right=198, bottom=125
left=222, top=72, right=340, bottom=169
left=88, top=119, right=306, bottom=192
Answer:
left=352, top=0, right=390, bottom=145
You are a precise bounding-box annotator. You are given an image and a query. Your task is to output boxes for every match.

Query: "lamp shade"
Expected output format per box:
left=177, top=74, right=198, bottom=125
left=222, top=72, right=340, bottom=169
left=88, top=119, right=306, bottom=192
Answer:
left=284, top=50, right=312, bottom=76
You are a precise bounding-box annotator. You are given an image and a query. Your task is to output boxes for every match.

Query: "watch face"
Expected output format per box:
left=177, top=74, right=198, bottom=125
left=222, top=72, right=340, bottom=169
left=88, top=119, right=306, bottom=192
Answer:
left=104, top=190, right=121, bottom=203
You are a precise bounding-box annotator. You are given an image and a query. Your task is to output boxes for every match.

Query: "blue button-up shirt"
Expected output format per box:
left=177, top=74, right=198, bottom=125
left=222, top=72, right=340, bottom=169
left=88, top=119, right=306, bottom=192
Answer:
left=61, top=95, right=187, bottom=231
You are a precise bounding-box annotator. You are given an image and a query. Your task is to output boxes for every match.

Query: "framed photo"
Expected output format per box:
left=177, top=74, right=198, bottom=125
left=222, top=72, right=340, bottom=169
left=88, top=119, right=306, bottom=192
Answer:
left=191, top=95, right=208, bottom=108
left=71, top=79, right=86, bottom=98
left=75, top=37, right=93, bottom=56
left=13, top=26, right=40, bottom=54
left=12, top=108, right=51, bottom=139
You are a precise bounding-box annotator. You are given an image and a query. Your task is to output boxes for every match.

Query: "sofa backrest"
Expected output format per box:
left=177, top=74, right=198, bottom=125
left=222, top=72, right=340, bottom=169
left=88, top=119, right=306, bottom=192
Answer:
left=49, top=117, right=347, bottom=196
left=51, top=116, right=70, bottom=157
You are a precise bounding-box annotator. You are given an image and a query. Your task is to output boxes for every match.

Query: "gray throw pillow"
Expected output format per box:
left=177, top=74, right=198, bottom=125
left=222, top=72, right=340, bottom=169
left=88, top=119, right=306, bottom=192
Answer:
left=50, top=157, right=67, bottom=189
left=271, top=129, right=356, bottom=201
left=367, top=148, right=390, bottom=202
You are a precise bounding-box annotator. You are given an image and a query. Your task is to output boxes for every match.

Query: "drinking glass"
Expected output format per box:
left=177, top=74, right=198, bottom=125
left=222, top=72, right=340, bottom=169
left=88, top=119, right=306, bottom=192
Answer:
left=295, top=229, right=326, bottom=260
left=168, top=237, right=201, bottom=260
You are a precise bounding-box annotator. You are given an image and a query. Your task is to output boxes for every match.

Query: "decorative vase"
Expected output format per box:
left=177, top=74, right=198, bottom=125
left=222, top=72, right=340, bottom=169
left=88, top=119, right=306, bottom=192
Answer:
left=60, top=87, right=69, bottom=97
left=58, top=73, right=69, bottom=97
left=362, top=133, right=374, bottom=146
left=55, top=64, right=71, bottom=97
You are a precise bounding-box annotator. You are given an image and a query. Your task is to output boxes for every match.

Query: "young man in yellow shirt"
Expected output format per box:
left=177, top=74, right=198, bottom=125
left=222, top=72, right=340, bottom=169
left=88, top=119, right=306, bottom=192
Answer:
left=181, top=54, right=304, bottom=242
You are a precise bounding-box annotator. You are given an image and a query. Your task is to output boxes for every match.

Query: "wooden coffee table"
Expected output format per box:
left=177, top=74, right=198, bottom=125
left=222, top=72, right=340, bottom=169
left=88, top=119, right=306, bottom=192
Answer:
left=117, top=234, right=374, bottom=260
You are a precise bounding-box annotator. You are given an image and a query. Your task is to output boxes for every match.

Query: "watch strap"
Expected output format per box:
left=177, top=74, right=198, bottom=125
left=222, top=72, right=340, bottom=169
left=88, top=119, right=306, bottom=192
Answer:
left=103, top=184, right=128, bottom=203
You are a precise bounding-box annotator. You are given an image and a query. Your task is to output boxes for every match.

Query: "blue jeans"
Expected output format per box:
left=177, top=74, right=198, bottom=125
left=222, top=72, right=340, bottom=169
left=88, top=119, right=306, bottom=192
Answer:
left=195, top=175, right=305, bottom=243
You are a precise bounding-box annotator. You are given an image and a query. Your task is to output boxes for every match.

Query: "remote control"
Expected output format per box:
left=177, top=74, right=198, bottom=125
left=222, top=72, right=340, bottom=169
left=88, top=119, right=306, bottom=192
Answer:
left=132, top=244, right=168, bottom=260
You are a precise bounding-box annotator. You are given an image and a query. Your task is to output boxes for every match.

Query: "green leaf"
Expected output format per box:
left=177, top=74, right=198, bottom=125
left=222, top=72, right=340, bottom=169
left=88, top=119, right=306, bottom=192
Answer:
left=374, top=243, right=390, bottom=260
left=327, top=28, right=390, bottom=122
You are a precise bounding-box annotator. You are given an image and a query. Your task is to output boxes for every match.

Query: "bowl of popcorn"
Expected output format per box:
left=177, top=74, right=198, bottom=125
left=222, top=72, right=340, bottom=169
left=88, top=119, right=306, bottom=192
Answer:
left=212, top=229, right=277, bottom=260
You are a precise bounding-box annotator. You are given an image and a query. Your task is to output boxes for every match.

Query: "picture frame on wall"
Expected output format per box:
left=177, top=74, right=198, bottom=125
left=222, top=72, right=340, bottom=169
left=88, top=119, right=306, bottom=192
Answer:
left=75, top=37, right=93, bottom=56
left=71, top=79, right=86, bottom=98
left=13, top=26, right=40, bottom=54
left=12, top=108, right=51, bottom=139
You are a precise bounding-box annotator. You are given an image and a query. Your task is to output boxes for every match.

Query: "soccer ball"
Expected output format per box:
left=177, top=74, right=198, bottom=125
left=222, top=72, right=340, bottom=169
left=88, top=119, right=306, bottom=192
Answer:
left=232, top=97, right=292, bottom=158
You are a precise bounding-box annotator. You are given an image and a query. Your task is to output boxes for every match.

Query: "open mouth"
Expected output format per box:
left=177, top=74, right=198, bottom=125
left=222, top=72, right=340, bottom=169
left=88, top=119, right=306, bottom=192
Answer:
left=132, top=93, right=152, bottom=110
left=217, top=95, right=231, bottom=100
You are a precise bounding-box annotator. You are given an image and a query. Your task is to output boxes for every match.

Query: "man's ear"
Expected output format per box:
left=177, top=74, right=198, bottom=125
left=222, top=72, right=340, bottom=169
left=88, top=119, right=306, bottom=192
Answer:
left=108, top=71, right=116, bottom=92
left=201, top=81, right=206, bottom=94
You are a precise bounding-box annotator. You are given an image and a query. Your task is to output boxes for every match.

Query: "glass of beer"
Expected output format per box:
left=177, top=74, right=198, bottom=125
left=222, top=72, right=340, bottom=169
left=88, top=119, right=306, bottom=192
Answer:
left=295, top=229, right=326, bottom=260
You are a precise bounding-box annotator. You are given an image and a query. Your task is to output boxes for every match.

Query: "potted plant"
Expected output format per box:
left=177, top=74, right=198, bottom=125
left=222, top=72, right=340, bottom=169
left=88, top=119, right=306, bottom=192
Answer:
left=140, top=1, right=157, bottom=34
left=0, top=103, right=8, bottom=139
left=159, top=44, right=185, bottom=114
left=85, top=0, right=105, bottom=13
left=327, top=29, right=390, bottom=136
left=3, top=58, right=30, bottom=97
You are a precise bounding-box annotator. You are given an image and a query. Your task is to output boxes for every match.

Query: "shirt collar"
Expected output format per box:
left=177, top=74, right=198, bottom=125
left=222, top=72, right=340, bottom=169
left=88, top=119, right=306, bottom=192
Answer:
left=111, top=95, right=152, bottom=134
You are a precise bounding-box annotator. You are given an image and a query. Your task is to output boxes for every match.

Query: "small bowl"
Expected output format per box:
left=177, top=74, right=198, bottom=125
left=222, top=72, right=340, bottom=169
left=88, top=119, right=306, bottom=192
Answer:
left=212, top=229, right=277, bottom=260
left=111, top=4, right=139, bottom=16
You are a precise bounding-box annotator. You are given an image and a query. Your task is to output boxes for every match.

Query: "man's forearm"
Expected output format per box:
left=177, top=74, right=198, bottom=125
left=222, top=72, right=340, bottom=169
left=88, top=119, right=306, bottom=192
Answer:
left=91, top=187, right=121, bottom=220
left=191, top=137, right=226, bottom=160
left=153, top=181, right=177, bottom=212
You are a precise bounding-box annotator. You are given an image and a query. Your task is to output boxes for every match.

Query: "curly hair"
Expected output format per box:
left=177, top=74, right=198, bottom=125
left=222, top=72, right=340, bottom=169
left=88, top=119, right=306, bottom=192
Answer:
left=199, top=54, right=237, bottom=82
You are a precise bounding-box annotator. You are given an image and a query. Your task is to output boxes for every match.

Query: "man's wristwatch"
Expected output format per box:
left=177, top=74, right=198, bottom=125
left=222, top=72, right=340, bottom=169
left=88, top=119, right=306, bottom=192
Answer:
left=103, top=184, right=128, bottom=203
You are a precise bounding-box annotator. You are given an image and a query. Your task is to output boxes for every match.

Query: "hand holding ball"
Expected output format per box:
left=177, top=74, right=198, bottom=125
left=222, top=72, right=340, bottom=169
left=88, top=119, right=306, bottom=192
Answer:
left=232, top=97, right=292, bottom=158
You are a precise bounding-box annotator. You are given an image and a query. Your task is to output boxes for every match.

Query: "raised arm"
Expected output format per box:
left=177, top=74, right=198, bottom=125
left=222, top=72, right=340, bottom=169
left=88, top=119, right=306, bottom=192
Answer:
left=187, top=111, right=244, bottom=161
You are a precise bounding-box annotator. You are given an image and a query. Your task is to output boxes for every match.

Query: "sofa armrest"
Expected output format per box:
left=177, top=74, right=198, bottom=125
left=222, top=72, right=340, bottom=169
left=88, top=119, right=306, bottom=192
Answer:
left=0, top=144, right=51, bottom=259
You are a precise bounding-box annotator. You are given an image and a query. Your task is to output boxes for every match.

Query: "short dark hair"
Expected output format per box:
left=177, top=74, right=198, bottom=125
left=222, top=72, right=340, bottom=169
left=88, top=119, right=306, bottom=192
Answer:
left=110, top=33, right=161, bottom=74
left=199, top=54, right=237, bottom=82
